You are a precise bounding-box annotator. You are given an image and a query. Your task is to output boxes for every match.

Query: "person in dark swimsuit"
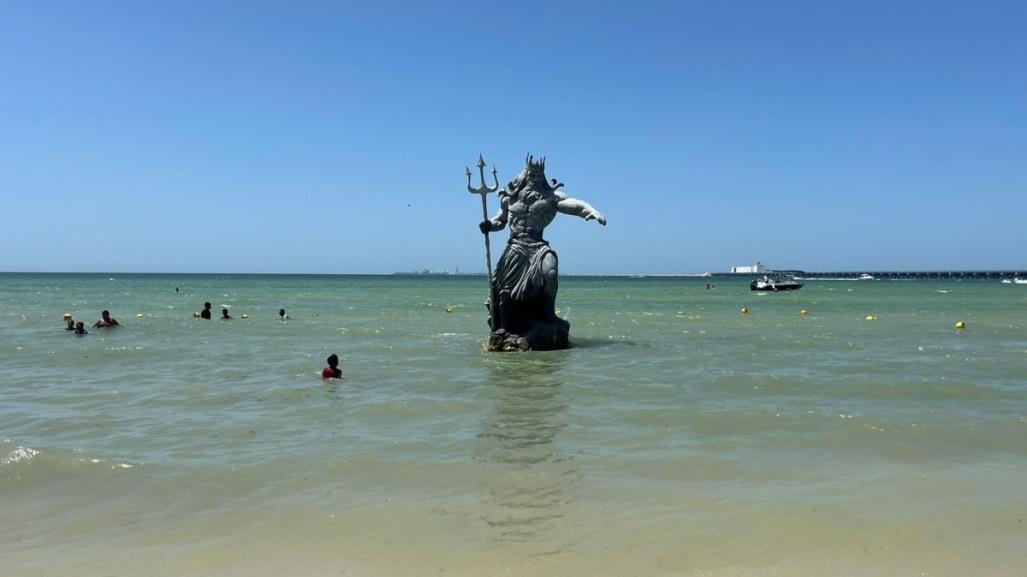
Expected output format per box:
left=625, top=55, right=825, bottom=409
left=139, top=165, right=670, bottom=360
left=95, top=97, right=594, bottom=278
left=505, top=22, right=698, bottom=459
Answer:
left=74, top=322, right=88, bottom=335
left=93, top=310, right=121, bottom=328
left=200, top=302, right=212, bottom=319
left=221, top=307, right=232, bottom=320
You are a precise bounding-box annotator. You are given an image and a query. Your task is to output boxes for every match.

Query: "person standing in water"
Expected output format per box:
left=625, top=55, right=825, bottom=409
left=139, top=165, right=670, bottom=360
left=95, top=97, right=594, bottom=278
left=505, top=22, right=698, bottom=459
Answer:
left=221, top=307, right=232, bottom=320
left=93, top=310, right=121, bottom=328
left=278, top=308, right=289, bottom=320
left=321, top=354, right=342, bottom=379
left=200, top=302, right=212, bottom=319
left=74, top=322, right=88, bottom=335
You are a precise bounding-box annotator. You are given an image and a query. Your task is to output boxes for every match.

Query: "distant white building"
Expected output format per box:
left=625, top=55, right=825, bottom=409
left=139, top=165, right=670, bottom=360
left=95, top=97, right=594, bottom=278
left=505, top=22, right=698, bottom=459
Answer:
left=731, top=261, right=766, bottom=274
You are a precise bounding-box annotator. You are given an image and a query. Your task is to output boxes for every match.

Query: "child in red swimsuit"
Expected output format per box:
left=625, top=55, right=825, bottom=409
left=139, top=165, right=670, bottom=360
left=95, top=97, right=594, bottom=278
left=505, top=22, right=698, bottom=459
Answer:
left=321, top=354, right=342, bottom=379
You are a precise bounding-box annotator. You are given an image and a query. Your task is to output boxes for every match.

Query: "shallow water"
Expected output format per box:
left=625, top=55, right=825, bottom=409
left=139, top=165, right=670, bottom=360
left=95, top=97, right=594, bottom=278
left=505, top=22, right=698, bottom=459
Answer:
left=2, top=273, right=1026, bottom=576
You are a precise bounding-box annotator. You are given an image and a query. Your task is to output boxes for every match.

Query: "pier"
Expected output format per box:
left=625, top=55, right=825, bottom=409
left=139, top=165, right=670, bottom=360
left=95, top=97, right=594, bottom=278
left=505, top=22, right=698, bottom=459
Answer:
left=762, top=270, right=1025, bottom=280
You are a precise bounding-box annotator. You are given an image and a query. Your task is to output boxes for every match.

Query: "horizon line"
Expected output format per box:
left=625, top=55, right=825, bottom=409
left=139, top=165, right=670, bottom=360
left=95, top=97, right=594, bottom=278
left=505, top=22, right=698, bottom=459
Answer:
left=2, top=269, right=1025, bottom=276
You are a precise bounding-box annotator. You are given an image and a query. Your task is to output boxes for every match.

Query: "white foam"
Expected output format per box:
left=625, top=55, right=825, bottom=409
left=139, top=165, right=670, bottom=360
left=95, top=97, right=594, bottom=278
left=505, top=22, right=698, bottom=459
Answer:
left=1, top=446, right=39, bottom=466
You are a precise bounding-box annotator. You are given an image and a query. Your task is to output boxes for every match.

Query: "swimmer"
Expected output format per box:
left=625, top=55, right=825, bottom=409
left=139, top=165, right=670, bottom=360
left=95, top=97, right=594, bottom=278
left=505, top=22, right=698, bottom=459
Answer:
left=221, top=307, right=232, bottom=320
left=200, top=302, right=212, bottom=319
left=279, top=308, right=289, bottom=320
left=65, top=318, right=76, bottom=331
left=321, top=354, right=342, bottom=379
left=74, top=322, right=88, bottom=335
left=93, top=310, right=121, bottom=328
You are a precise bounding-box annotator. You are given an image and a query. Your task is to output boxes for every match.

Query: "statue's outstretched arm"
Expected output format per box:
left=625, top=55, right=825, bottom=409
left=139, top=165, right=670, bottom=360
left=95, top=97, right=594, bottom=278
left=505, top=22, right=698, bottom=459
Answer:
left=480, top=195, right=510, bottom=232
left=556, top=192, right=607, bottom=225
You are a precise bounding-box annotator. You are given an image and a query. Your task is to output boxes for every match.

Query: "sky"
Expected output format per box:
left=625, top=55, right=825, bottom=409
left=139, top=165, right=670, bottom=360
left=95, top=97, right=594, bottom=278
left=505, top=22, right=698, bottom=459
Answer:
left=1, top=0, right=1025, bottom=274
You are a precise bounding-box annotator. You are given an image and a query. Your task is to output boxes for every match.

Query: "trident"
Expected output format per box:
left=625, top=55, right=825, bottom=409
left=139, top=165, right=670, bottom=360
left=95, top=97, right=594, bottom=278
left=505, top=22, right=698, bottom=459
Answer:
left=466, top=154, right=500, bottom=330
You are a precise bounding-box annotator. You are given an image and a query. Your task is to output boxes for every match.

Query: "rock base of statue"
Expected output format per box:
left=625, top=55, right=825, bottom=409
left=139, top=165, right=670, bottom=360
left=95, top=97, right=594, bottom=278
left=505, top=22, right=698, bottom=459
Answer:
left=486, top=318, right=570, bottom=352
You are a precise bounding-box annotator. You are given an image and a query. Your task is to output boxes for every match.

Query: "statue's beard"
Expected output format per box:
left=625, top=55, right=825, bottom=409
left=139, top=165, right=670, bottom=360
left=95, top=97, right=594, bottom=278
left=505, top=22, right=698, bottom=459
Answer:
left=521, top=186, right=552, bottom=204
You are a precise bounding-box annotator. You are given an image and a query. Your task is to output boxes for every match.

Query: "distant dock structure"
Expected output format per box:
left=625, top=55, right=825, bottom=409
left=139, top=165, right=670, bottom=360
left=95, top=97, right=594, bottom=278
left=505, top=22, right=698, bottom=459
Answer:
left=721, top=267, right=1024, bottom=280
left=721, top=260, right=1023, bottom=280
left=793, top=270, right=1024, bottom=280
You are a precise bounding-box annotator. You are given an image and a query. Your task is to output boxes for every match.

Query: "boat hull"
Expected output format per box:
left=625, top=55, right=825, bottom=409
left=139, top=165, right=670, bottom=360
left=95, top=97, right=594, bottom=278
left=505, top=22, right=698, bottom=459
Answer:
left=750, top=281, right=804, bottom=292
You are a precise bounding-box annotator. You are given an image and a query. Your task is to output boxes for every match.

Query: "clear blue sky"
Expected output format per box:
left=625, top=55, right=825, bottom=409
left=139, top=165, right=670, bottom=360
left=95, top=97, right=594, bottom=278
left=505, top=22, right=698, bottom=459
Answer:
left=2, top=0, right=1024, bottom=273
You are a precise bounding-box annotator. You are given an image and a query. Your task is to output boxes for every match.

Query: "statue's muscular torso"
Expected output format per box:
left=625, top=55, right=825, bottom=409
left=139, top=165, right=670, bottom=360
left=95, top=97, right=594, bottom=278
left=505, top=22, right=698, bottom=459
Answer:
left=505, top=188, right=558, bottom=242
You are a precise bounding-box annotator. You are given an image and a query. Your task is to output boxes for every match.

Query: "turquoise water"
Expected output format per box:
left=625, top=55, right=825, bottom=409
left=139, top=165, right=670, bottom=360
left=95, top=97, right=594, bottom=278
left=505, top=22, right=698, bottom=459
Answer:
left=2, top=273, right=1026, bottom=576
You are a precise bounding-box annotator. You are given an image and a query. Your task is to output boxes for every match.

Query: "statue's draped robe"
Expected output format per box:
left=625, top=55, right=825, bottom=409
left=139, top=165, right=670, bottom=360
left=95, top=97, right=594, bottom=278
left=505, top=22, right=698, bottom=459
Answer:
left=494, top=238, right=554, bottom=303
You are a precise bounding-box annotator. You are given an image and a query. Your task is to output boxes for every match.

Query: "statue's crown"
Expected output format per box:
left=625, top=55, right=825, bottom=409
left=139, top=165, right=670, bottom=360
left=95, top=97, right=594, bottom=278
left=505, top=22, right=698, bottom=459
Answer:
left=525, top=154, right=546, bottom=174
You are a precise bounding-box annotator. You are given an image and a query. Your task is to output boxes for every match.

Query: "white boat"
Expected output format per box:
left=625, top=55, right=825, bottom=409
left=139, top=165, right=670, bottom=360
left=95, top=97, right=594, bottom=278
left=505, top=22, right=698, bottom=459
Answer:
left=858, top=273, right=874, bottom=280
left=1002, top=279, right=1013, bottom=284
left=750, top=275, right=804, bottom=292
left=1015, top=278, right=1027, bottom=285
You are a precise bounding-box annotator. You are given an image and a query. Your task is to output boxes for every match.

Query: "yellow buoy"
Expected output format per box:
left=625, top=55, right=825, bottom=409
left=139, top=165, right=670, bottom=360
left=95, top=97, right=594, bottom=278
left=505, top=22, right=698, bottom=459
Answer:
left=865, top=314, right=877, bottom=321
left=955, top=321, right=966, bottom=329
left=193, top=312, right=201, bottom=318
left=800, top=309, right=808, bottom=315
left=741, top=307, right=749, bottom=314
left=135, top=313, right=144, bottom=318
left=241, top=314, right=249, bottom=319
left=445, top=307, right=453, bottom=314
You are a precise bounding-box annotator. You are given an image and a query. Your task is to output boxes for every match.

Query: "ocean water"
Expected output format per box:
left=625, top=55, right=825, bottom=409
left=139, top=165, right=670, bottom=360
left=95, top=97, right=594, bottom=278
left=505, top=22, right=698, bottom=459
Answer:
left=2, top=273, right=1025, bottom=576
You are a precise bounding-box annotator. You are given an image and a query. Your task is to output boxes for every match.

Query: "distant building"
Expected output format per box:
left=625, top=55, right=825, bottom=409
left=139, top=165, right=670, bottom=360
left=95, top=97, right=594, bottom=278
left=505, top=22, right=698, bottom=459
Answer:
left=731, top=261, right=766, bottom=274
